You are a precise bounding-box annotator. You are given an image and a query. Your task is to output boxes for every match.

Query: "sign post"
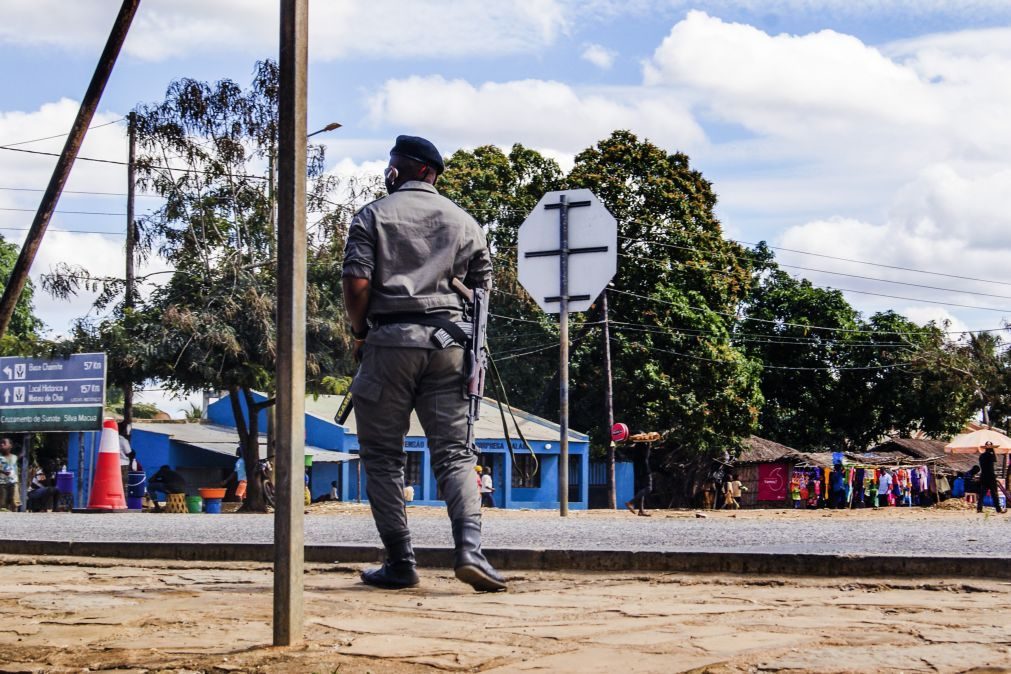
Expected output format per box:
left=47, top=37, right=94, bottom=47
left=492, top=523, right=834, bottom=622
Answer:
left=0, top=353, right=106, bottom=433
left=518, top=189, right=616, bottom=516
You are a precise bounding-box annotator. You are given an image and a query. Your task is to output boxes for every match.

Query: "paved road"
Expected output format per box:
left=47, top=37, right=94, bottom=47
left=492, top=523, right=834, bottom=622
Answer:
left=0, top=510, right=1008, bottom=557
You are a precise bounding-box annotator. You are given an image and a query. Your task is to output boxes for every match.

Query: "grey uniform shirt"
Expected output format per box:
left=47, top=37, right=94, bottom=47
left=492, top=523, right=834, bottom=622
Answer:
left=342, top=181, right=492, bottom=348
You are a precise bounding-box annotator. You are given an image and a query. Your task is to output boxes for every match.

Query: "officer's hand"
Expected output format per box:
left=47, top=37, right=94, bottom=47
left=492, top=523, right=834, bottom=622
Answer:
left=352, top=339, right=366, bottom=363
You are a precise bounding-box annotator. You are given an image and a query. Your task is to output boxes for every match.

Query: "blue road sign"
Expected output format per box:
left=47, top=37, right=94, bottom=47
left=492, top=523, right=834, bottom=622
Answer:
left=0, top=353, right=106, bottom=432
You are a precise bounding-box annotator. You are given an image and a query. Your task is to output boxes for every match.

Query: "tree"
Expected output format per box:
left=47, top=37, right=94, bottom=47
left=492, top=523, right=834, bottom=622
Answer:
left=0, top=235, right=44, bottom=351
left=737, top=245, right=862, bottom=450
left=740, top=244, right=978, bottom=450
left=439, top=143, right=565, bottom=418
left=132, top=61, right=368, bottom=510
left=441, top=132, right=763, bottom=474
left=566, top=132, right=761, bottom=462
left=44, top=61, right=372, bottom=511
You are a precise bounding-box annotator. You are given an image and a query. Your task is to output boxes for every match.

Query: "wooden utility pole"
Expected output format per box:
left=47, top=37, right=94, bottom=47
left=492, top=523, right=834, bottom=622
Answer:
left=0, top=0, right=140, bottom=338
left=273, top=0, right=308, bottom=647
left=601, top=289, right=616, bottom=509
left=123, top=111, right=137, bottom=431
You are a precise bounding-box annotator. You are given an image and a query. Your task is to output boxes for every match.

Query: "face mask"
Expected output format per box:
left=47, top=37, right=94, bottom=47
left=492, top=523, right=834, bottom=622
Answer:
left=384, top=165, right=399, bottom=194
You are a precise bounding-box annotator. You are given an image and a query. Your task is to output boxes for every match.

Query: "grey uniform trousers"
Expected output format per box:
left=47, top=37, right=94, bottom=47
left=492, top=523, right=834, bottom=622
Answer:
left=351, top=344, right=480, bottom=547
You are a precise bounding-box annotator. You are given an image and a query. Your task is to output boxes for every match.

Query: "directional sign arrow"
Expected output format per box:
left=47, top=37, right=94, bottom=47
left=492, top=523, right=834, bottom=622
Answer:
left=1, top=367, right=10, bottom=379
left=2, top=390, right=8, bottom=404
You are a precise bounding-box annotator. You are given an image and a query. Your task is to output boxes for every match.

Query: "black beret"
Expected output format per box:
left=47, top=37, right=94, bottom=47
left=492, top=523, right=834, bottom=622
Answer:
left=390, top=135, right=445, bottom=175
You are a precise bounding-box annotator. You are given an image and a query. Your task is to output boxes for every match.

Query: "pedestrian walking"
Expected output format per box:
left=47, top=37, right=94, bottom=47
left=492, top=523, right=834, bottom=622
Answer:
left=0, top=438, right=18, bottom=511
left=977, top=444, right=1006, bottom=514
left=724, top=473, right=747, bottom=509
left=480, top=466, right=495, bottom=508
left=342, top=135, right=505, bottom=592
left=625, top=442, right=653, bottom=516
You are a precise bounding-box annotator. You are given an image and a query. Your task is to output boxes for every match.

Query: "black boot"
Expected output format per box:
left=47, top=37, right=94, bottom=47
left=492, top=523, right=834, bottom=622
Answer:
left=452, top=519, right=507, bottom=592
left=361, top=538, right=419, bottom=589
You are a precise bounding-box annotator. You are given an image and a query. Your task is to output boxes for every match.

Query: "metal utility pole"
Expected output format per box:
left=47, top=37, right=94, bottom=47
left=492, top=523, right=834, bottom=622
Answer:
left=558, top=196, right=570, bottom=517
left=601, top=289, right=616, bottom=509
left=0, top=0, right=140, bottom=338
left=273, top=0, right=308, bottom=648
left=542, top=194, right=591, bottom=517
left=123, top=111, right=137, bottom=431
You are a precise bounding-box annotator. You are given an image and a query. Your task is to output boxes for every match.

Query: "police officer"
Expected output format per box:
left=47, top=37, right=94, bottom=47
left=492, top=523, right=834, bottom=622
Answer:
left=342, top=135, right=506, bottom=592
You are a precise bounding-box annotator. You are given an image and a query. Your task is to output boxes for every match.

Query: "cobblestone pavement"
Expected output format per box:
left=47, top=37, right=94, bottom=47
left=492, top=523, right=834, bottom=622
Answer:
left=0, top=505, right=1009, bottom=557
left=0, top=555, right=1009, bottom=673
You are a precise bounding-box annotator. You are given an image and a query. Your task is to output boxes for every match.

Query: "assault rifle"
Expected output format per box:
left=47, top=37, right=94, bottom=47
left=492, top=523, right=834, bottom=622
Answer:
left=451, top=278, right=489, bottom=450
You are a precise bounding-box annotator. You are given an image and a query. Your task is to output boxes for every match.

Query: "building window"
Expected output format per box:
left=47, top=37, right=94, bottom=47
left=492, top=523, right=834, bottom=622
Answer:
left=511, top=454, right=541, bottom=489
left=405, top=452, right=423, bottom=487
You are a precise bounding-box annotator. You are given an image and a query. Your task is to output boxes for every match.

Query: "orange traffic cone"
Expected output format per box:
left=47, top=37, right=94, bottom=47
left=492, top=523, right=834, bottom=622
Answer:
left=87, top=418, right=127, bottom=510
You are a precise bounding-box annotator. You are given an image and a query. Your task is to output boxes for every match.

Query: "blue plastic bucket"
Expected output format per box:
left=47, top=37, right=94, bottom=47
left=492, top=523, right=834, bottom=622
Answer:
left=204, top=498, right=223, bottom=514
left=126, top=471, right=147, bottom=509
left=56, top=471, right=74, bottom=494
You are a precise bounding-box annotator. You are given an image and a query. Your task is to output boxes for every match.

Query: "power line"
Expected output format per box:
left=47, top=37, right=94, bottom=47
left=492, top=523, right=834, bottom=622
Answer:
left=608, top=287, right=1005, bottom=336
left=0, top=117, right=125, bottom=148
left=611, top=335, right=915, bottom=372
left=0, top=226, right=125, bottom=236
left=616, top=251, right=1011, bottom=314
left=0, top=207, right=128, bottom=216
left=0, top=185, right=162, bottom=198
left=608, top=321, right=914, bottom=349
left=619, top=236, right=1011, bottom=298
left=735, top=238, right=1011, bottom=289
left=0, top=145, right=269, bottom=181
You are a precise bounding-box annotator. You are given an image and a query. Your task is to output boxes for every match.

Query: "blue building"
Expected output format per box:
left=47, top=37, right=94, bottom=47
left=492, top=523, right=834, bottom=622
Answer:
left=68, top=392, right=600, bottom=510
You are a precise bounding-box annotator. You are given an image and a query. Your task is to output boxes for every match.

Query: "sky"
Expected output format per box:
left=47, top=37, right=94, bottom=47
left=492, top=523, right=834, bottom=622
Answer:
left=3, top=0, right=1011, bottom=414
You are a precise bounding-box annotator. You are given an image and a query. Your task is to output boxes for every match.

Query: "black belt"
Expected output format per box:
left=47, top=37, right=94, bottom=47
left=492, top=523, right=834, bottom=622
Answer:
left=372, top=313, right=469, bottom=346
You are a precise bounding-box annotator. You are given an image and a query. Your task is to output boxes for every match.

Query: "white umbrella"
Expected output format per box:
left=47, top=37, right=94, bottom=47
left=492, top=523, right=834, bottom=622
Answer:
left=944, top=429, right=1011, bottom=454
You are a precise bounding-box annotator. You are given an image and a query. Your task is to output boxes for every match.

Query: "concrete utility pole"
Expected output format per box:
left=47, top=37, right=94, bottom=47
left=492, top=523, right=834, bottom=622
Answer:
left=273, top=0, right=309, bottom=648
left=0, top=0, right=140, bottom=339
left=123, top=111, right=137, bottom=432
left=601, top=289, right=616, bottom=509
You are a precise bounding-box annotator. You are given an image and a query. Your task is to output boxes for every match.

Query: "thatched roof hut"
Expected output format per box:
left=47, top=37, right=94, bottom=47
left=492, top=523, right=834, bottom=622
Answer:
left=870, top=437, right=978, bottom=474
left=736, top=436, right=803, bottom=464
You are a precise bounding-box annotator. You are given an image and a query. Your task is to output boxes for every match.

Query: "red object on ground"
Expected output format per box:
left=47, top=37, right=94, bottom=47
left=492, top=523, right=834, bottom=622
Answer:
left=86, top=418, right=127, bottom=510
left=611, top=423, right=629, bottom=443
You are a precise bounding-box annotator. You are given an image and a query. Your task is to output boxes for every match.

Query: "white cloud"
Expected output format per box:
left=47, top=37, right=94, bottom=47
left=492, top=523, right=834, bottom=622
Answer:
left=582, top=43, right=617, bottom=69
left=0, top=0, right=571, bottom=61
left=367, top=75, right=705, bottom=154
left=776, top=217, right=1011, bottom=330
left=644, top=11, right=942, bottom=135
left=901, top=307, right=970, bottom=336
left=0, top=100, right=175, bottom=334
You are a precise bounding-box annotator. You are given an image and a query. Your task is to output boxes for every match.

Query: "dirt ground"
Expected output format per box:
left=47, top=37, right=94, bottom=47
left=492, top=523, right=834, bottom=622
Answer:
left=305, top=499, right=989, bottom=519
left=0, top=556, right=1008, bottom=674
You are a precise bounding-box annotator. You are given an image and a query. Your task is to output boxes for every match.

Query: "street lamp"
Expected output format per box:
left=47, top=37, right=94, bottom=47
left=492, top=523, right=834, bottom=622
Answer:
left=307, top=121, right=342, bottom=138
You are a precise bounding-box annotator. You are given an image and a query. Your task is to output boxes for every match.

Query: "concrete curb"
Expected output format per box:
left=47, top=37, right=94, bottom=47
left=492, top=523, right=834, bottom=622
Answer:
left=0, top=539, right=1003, bottom=579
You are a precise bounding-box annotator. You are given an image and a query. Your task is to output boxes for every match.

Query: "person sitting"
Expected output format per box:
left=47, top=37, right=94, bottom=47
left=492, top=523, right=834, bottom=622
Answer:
left=147, top=465, right=187, bottom=511
left=312, top=480, right=340, bottom=503
left=26, top=467, right=57, bottom=512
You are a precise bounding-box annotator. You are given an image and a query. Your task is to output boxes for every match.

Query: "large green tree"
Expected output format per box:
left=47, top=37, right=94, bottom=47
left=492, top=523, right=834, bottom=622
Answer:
left=45, top=61, right=371, bottom=511
left=441, top=132, right=763, bottom=466
left=740, top=244, right=978, bottom=450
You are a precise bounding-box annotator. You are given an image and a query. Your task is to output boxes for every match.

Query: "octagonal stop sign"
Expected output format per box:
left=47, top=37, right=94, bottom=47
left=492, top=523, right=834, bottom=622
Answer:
left=517, top=189, right=617, bottom=314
